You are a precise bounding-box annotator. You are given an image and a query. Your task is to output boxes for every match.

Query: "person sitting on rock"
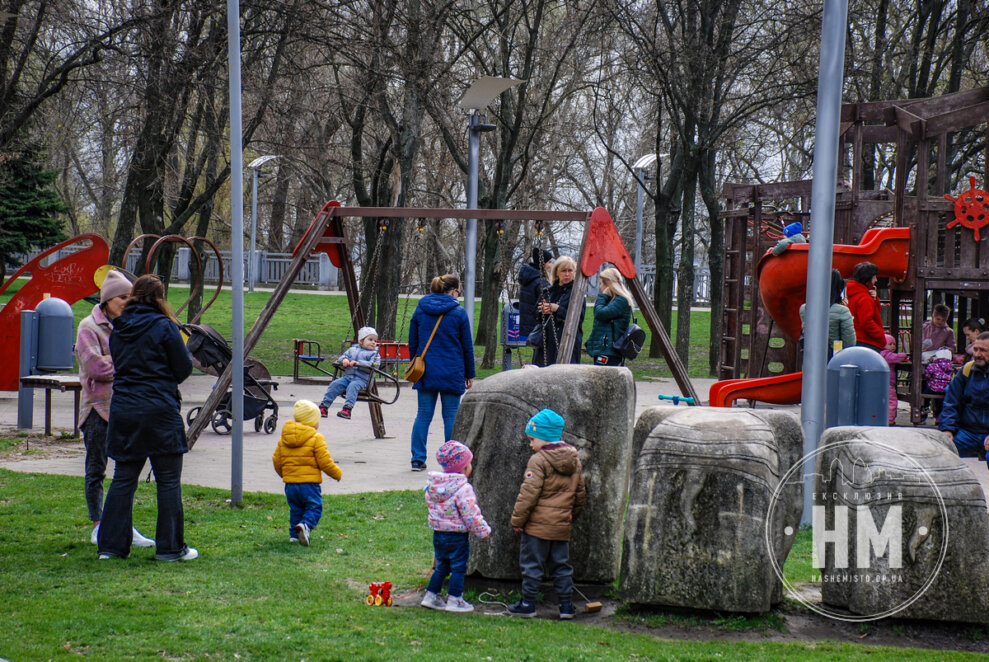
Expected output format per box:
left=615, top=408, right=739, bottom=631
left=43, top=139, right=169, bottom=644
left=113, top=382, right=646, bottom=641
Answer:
left=939, top=332, right=989, bottom=466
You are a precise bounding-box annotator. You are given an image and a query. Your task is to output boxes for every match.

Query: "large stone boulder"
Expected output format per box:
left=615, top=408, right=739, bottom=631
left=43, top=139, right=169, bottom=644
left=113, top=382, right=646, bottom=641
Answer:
left=619, top=407, right=804, bottom=612
left=817, top=426, right=989, bottom=623
left=453, top=365, right=635, bottom=582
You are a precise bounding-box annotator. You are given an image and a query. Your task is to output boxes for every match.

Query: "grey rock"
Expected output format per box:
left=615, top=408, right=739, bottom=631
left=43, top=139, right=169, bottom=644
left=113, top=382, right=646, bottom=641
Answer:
left=453, top=365, right=635, bottom=582
left=817, top=427, right=989, bottom=623
left=619, top=407, right=804, bottom=612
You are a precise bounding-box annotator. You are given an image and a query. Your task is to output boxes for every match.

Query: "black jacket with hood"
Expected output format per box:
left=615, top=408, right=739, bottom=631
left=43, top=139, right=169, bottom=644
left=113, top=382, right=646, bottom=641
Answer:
left=107, top=303, right=193, bottom=460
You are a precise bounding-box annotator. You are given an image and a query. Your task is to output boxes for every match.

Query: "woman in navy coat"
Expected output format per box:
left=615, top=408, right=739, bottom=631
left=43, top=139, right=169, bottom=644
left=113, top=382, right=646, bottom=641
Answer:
left=407, top=274, right=475, bottom=471
left=97, top=274, right=197, bottom=561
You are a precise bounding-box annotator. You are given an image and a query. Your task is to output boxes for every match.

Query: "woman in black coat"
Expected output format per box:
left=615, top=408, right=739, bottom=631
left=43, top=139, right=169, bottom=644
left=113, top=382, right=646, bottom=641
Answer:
left=532, top=255, right=585, bottom=366
left=518, top=247, right=552, bottom=334
left=97, top=274, right=197, bottom=561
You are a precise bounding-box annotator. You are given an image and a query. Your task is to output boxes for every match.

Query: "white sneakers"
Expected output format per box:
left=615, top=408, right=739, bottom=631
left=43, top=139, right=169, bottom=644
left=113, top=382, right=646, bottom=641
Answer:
left=420, top=591, right=446, bottom=610
left=131, top=528, right=155, bottom=548
left=294, top=523, right=311, bottom=546
left=157, top=547, right=198, bottom=562
left=444, top=596, right=474, bottom=613
left=420, top=591, right=474, bottom=613
left=90, top=524, right=155, bottom=547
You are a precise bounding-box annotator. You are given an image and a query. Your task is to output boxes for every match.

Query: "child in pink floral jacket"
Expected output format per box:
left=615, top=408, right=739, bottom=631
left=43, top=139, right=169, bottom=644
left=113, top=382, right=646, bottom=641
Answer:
left=881, top=334, right=907, bottom=425
left=420, top=440, right=490, bottom=613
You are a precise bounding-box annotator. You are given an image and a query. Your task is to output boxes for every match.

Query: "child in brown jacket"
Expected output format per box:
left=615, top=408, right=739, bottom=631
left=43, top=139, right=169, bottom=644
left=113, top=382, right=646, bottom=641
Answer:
left=508, top=408, right=586, bottom=619
left=272, top=400, right=342, bottom=546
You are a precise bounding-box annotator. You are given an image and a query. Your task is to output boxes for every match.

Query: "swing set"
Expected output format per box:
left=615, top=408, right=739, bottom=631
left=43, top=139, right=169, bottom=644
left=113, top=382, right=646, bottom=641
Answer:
left=185, top=200, right=699, bottom=447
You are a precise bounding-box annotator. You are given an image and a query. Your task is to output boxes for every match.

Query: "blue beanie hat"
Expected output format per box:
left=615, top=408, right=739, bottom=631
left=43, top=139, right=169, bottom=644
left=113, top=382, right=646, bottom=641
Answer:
left=525, top=408, right=565, bottom=442
left=783, top=222, right=803, bottom=237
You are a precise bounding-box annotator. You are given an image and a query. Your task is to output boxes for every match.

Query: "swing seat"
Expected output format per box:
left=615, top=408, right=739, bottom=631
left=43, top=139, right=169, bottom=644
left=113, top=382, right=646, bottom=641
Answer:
left=329, top=362, right=400, bottom=406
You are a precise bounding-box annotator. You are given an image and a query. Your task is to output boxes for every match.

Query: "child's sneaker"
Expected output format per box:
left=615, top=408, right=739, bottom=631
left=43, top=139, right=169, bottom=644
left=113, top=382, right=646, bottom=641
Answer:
left=419, top=590, right=446, bottom=610
left=559, top=602, right=576, bottom=620
left=507, top=599, right=536, bottom=617
left=319, top=405, right=328, bottom=418
left=294, top=523, right=310, bottom=546
left=336, top=406, right=352, bottom=420
left=445, top=595, right=474, bottom=613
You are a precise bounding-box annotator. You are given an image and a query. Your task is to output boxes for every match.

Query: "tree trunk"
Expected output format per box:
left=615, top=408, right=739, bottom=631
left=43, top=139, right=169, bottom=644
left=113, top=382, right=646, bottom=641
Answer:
left=675, top=148, right=700, bottom=369
left=700, top=149, right=723, bottom=376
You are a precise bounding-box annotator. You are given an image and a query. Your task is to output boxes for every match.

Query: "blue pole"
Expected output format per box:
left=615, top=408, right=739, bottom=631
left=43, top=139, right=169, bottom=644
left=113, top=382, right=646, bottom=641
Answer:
left=227, top=0, right=244, bottom=506
left=800, top=0, right=849, bottom=524
left=465, top=112, right=480, bottom=330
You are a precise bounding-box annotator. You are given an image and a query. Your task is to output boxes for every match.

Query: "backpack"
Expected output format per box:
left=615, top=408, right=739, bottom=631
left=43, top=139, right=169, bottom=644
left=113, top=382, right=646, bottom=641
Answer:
left=612, top=321, right=646, bottom=360
left=924, top=358, right=954, bottom=393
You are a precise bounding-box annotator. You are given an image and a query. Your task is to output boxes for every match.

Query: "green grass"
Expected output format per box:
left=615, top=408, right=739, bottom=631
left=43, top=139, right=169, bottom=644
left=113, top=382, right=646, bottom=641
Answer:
left=0, top=469, right=982, bottom=661
left=2, top=279, right=716, bottom=380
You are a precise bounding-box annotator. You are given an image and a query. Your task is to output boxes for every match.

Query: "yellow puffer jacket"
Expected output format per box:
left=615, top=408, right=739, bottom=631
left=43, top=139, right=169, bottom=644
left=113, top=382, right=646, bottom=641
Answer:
left=272, top=420, right=343, bottom=483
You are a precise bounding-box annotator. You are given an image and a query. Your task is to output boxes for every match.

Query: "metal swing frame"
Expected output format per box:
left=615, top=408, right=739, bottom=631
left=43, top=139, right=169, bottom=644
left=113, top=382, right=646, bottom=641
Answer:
left=186, top=201, right=697, bottom=448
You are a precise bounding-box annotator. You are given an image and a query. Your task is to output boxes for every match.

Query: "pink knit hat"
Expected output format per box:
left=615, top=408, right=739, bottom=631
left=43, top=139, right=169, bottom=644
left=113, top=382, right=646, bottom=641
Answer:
left=884, top=334, right=895, bottom=347
left=436, top=440, right=473, bottom=474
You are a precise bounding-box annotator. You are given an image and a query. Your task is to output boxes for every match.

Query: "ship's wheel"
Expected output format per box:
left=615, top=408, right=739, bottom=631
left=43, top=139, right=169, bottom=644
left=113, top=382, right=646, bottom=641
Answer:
left=945, top=176, right=989, bottom=241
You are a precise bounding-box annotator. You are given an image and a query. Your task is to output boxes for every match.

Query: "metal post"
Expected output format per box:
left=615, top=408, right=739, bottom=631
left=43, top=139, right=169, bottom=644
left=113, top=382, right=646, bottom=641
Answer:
left=800, top=0, right=848, bottom=524
left=16, top=311, right=37, bottom=429
left=249, top=167, right=259, bottom=293
left=464, top=112, right=495, bottom=330
left=227, top=0, right=244, bottom=506
left=465, top=112, right=479, bottom=329
left=634, top=168, right=646, bottom=273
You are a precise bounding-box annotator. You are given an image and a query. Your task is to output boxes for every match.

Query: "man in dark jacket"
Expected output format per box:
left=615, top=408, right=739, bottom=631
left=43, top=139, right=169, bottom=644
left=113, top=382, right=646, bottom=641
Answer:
left=940, top=332, right=989, bottom=465
left=518, top=248, right=552, bottom=335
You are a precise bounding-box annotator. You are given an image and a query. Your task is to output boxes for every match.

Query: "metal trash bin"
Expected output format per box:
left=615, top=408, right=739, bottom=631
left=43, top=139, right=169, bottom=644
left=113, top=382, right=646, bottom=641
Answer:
left=500, top=301, right=527, bottom=371
left=826, top=346, right=889, bottom=427
left=35, top=297, right=75, bottom=371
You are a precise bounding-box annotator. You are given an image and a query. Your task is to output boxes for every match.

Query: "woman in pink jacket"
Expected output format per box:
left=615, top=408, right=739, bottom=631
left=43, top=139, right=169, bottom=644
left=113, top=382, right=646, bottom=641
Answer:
left=74, top=270, right=153, bottom=547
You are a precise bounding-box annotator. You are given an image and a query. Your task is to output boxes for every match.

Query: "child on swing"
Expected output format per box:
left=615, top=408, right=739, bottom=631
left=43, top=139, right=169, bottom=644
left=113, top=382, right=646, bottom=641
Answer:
left=319, top=326, right=380, bottom=419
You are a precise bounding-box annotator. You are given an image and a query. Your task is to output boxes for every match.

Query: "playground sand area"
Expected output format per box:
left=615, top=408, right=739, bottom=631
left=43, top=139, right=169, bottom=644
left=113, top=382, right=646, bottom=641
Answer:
left=3, top=373, right=989, bottom=652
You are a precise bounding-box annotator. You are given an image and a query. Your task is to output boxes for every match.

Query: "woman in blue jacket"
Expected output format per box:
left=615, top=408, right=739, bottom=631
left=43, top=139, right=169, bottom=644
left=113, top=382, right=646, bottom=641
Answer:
left=408, top=274, right=475, bottom=471
left=97, top=274, right=197, bottom=561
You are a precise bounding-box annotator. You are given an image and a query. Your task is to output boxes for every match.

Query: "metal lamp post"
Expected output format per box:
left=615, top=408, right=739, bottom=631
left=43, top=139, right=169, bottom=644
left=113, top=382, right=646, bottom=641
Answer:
left=247, top=155, right=279, bottom=293
left=459, top=76, right=522, bottom=329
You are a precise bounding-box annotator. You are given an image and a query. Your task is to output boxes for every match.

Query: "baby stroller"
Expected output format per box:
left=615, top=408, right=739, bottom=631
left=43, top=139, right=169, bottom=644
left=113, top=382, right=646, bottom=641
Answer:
left=183, top=323, right=279, bottom=435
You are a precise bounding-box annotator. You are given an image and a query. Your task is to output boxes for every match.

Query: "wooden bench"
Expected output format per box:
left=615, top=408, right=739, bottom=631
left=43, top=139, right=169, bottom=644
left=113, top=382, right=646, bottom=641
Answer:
left=19, top=374, right=83, bottom=437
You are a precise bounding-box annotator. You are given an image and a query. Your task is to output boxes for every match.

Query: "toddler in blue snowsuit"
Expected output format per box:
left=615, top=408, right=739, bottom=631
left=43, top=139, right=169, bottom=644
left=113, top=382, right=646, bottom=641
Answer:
left=319, top=326, right=380, bottom=419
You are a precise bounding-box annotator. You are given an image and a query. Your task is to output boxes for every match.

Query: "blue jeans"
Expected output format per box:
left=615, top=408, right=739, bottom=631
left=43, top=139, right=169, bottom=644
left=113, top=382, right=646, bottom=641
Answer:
left=519, top=532, right=573, bottom=604
left=285, top=483, right=323, bottom=536
left=426, top=531, right=470, bottom=598
left=98, top=453, right=186, bottom=558
left=410, top=390, right=460, bottom=465
left=952, top=429, right=988, bottom=465
left=321, top=375, right=368, bottom=409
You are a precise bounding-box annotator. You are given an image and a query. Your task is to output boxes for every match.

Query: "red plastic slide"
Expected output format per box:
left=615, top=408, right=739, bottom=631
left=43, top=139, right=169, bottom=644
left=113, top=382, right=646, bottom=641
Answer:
left=708, top=227, right=910, bottom=407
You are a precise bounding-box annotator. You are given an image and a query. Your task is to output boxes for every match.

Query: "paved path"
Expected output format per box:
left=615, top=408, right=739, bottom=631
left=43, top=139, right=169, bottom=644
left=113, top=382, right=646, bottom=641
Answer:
left=3, top=373, right=986, bottom=501
left=0, top=374, right=716, bottom=495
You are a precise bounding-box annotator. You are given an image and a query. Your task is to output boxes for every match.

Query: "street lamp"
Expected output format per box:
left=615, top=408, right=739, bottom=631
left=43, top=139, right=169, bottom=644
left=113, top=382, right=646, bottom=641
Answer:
left=458, top=76, right=522, bottom=330
left=631, top=153, right=668, bottom=274
left=247, top=155, right=279, bottom=292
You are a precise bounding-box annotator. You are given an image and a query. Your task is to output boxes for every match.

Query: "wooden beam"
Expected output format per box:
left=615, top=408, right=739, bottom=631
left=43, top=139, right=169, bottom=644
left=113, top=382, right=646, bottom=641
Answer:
left=186, top=205, right=338, bottom=447
left=627, top=276, right=699, bottom=403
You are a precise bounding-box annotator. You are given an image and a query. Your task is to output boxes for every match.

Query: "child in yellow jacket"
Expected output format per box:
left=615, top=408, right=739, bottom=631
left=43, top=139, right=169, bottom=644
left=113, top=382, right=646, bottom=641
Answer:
left=272, top=400, right=342, bottom=546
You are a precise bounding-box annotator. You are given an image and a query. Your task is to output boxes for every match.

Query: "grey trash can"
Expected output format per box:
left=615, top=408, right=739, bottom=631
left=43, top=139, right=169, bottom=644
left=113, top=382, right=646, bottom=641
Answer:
left=826, top=346, right=889, bottom=427
left=35, top=297, right=74, bottom=371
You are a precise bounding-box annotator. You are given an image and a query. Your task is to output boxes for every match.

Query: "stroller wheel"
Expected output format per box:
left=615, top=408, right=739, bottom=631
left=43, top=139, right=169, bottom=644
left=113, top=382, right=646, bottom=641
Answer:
left=212, top=410, right=233, bottom=435
left=254, top=414, right=264, bottom=432
left=263, top=415, right=278, bottom=434
left=186, top=407, right=202, bottom=426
